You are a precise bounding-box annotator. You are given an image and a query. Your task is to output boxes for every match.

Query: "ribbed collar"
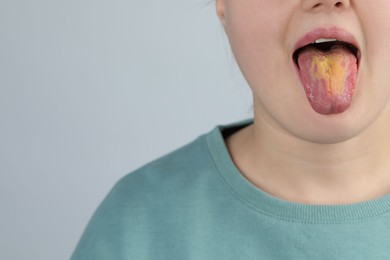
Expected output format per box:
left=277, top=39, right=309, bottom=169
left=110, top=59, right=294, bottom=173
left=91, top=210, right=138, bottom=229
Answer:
left=206, top=119, right=390, bottom=224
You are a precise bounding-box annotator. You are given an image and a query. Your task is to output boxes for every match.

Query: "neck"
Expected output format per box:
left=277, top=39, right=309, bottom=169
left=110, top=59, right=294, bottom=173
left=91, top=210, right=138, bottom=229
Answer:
left=226, top=112, right=390, bottom=205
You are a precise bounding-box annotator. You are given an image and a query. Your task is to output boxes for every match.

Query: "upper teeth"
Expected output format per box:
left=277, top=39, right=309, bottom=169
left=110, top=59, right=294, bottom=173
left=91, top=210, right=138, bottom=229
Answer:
left=314, top=38, right=338, bottom=44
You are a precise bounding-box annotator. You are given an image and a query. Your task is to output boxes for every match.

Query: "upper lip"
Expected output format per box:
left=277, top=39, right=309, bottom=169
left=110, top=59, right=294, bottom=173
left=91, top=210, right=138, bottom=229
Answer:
left=293, top=27, right=361, bottom=64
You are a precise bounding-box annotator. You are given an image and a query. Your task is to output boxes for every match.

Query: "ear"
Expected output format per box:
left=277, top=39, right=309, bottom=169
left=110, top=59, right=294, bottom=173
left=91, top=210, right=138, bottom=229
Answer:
left=215, top=0, right=226, bottom=26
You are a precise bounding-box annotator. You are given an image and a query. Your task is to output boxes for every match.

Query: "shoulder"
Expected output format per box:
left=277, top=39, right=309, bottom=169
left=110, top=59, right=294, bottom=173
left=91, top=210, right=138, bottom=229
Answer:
left=71, top=120, right=254, bottom=259
left=101, top=133, right=215, bottom=211
left=117, top=133, right=213, bottom=197
left=71, top=134, right=220, bottom=259
left=103, top=118, right=253, bottom=210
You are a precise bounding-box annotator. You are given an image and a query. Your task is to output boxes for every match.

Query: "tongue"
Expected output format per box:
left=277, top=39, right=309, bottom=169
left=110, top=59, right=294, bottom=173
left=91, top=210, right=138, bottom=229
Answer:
left=297, top=45, right=357, bottom=115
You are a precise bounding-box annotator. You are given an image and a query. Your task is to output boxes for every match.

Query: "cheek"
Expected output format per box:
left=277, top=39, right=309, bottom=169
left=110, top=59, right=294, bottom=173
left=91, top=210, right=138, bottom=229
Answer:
left=358, top=3, right=390, bottom=69
left=357, top=4, right=390, bottom=100
left=348, top=3, right=390, bottom=122
left=224, top=7, right=291, bottom=88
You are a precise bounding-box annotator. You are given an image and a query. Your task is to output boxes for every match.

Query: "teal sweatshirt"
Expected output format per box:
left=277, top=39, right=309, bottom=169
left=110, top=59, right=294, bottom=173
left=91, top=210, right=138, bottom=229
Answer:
left=71, top=119, right=390, bottom=259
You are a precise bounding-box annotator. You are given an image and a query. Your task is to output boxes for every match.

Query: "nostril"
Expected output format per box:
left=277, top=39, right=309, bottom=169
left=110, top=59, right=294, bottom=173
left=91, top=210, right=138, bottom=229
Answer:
left=303, top=1, right=349, bottom=12
left=306, top=1, right=347, bottom=11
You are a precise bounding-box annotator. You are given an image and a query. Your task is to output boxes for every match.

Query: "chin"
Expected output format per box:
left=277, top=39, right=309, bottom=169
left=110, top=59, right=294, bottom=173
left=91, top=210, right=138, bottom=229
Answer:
left=298, top=128, right=362, bottom=145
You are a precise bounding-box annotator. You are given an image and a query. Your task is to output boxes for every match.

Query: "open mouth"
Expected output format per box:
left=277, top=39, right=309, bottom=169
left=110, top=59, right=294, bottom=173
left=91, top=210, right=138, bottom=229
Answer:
left=293, top=39, right=360, bottom=69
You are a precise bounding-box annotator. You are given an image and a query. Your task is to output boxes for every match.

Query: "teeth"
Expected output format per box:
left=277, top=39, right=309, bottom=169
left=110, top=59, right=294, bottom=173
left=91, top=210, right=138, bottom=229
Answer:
left=314, top=38, right=338, bottom=44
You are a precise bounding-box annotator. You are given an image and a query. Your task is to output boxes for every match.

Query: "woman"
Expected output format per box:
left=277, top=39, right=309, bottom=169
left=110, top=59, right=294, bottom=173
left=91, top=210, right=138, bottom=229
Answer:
left=72, top=0, right=390, bottom=258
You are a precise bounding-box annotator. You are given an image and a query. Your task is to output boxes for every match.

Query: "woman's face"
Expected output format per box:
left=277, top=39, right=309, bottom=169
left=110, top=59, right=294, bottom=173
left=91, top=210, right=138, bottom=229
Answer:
left=217, top=0, right=390, bottom=143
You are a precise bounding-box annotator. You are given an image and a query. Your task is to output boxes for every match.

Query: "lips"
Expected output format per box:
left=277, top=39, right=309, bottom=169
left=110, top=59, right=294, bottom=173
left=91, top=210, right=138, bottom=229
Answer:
left=292, top=27, right=361, bottom=115
left=293, top=27, right=361, bottom=63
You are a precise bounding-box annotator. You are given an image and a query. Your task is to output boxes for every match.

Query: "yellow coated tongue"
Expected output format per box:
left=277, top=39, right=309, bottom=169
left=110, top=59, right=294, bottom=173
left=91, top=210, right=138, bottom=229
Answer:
left=297, top=45, right=357, bottom=115
left=311, top=53, right=347, bottom=95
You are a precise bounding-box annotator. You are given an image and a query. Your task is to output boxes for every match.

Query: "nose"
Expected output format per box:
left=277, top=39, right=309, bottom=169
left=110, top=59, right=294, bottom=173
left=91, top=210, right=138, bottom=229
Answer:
left=302, top=0, right=350, bottom=12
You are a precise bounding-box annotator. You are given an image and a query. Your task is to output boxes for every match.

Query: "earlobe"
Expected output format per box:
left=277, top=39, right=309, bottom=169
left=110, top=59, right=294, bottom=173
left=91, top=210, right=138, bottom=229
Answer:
left=216, top=0, right=226, bottom=26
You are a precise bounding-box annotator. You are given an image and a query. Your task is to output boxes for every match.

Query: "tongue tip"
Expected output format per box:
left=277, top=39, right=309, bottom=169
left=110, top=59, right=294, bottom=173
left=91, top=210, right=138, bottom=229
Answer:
left=312, top=104, right=350, bottom=115
left=310, top=97, right=352, bottom=115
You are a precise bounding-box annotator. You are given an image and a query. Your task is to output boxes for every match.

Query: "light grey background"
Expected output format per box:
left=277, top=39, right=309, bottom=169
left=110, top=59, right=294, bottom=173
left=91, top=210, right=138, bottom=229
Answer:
left=0, top=0, right=252, bottom=259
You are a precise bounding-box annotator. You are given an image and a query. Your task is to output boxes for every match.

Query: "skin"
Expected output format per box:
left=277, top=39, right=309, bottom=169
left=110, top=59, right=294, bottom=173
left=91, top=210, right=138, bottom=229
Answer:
left=216, top=0, right=390, bottom=204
